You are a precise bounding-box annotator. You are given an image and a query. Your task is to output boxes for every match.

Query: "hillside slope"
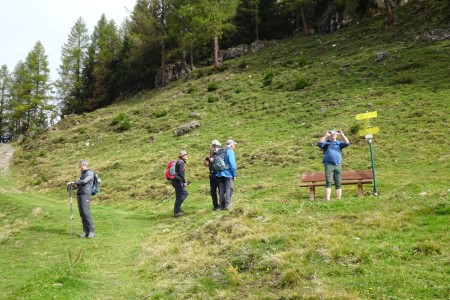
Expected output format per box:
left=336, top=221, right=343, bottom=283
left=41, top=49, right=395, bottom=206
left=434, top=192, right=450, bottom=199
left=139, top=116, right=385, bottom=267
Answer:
left=3, top=2, right=450, bottom=299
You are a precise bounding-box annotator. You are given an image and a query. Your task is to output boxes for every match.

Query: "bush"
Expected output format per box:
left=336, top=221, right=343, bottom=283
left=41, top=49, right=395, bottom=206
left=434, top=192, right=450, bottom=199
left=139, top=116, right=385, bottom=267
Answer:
left=239, top=60, right=248, bottom=69
left=294, top=77, right=309, bottom=90
left=392, top=72, right=413, bottom=84
left=110, top=113, right=132, bottom=132
left=298, top=55, right=307, bottom=67
left=262, top=69, right=274, bottom=86
left=207, top=81, right=219, bottom=92
left=153, top=110, right=167, bottom=118
left=207, top=95, right=219, bottom=103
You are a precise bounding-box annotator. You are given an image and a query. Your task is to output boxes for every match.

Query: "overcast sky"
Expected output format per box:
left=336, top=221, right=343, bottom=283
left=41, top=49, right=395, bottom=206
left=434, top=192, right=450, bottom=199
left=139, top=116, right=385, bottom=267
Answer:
left=0, top=0, right=136, bottom=81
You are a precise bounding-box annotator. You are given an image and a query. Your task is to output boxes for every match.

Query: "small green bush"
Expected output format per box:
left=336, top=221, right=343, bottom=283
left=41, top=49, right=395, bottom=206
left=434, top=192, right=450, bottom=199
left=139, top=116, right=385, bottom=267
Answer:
left=186, top=85, right=197, bottom=94
left=294, top=77, right=309, bottom=90
left=262, top=69, right=274, bottom=86
left=207, top=81, right=219, bottom=92
left=110, top=113, right=131, bottom=132
left=392, top=72, right=413, bottom=84
left=298, top=55, right=307, bottom=67
left=239, top=60, right=248, bottom=69
left=207, top=95, right=218, bottom=103
left=153, top=110, right=167, bottom=118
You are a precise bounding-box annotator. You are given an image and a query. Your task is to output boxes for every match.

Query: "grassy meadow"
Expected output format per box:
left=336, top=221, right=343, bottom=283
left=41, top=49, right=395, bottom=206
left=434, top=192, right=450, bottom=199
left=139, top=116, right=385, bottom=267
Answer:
left=1, top=2, right=449, bottom=299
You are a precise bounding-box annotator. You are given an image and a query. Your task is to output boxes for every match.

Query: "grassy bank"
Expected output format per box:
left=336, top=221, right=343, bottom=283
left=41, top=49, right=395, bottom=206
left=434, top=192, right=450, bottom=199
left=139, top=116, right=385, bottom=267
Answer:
left=1, top=2, right=449, bottom=299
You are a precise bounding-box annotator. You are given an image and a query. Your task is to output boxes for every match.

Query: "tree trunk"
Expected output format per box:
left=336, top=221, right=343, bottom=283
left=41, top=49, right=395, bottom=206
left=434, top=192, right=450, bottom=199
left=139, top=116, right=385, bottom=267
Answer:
left=181, top=51, right=191, bottom=74
left=384, top=0, right=394, bottom=26
left=213, top=35, right=220, bottom=69
left=300, top=7, right=309, bottom=36
left=161, top=42, right=166, bottom=86
left=189, top=45, right=194, bottom=71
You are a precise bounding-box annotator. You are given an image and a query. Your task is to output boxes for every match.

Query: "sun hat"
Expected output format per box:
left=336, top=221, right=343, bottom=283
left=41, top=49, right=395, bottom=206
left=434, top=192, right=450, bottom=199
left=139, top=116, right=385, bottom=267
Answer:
left=211, top=140, right=221, bottom=146
left=225, top=140, right=236, bottom=146
left=179, top=150, right=188, bottom=157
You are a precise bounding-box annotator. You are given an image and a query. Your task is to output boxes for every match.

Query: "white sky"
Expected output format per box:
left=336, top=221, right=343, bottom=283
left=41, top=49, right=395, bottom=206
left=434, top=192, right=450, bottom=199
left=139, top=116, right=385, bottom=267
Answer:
left=0, top=0, right=136, bottom=81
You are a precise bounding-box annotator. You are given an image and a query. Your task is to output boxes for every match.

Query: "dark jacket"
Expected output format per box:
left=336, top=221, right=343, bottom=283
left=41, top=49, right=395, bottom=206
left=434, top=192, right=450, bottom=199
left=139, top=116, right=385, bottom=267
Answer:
left=76, top=169, right=94, bottom=195
left=175, top=159, right=187, bottom=183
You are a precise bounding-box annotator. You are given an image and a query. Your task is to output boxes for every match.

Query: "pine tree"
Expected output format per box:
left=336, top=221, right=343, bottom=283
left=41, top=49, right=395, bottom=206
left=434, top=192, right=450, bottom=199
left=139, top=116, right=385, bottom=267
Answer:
left=0, top=65, right=12, bottom=136
left=56, top=17, right=90, bottom=115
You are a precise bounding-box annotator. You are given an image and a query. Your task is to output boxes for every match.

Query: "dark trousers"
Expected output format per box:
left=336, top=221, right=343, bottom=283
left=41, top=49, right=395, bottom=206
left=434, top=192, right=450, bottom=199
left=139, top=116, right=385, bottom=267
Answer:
left=218, top=177, right=233, bottom=208
left=210, top=175, right=220, bottom=208
left=172, top=180, right=188, bottom=213
left=77, top=194, right=94, bottom=233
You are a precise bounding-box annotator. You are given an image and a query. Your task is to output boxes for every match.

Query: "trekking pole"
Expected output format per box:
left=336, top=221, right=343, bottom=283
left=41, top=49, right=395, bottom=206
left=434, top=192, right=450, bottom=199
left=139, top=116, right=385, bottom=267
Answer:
left=67, top=184, right=74, bottom=238
left=160, top=191, right=175, bottom=203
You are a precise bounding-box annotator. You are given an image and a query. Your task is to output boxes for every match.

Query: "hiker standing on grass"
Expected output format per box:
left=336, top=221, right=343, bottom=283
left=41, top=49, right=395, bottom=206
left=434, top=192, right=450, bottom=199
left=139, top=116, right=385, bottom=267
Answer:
left=172, top=151, right=189, bottom=217
left=216, top=140, right=237, bottom=210
left=204, top=140, right=222, bottom=211
left=317, top=130, right=350, bottom=201
left=69, top=159, right=95, bottom=238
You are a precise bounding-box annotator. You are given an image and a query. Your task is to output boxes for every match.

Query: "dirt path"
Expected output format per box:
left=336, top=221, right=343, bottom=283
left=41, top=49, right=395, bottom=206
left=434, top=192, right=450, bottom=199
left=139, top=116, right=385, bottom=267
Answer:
left=0, top=144, right=14, bottom=174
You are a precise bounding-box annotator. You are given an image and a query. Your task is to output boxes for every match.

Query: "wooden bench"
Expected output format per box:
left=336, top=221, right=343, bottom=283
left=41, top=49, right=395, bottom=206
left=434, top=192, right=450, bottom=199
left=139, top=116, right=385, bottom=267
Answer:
left=300, top=170, right=374, bottom=199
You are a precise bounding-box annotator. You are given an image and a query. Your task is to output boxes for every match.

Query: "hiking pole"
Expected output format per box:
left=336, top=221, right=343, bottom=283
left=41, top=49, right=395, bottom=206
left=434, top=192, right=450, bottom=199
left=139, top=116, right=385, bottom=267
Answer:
left=67, top=183, right=74, bottom=238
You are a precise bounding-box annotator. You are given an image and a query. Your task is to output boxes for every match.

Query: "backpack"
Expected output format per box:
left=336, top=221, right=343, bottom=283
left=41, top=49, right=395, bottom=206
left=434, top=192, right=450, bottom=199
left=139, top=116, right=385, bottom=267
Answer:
left=212, top=148, right=229, bottom=172
left=91, top=171, right=101, bottom=195
left=165, top=160, right=178, bottom=180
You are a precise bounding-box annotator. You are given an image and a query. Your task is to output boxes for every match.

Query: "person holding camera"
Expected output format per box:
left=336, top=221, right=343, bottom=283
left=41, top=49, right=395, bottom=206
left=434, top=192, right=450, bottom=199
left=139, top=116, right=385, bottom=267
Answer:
left=68, top=159, right=95, bottom=238
left=203, top=140, right=222, bottom=211
left=317, top=130, right=350, bottom=201
left=172, top=151, right=189, bottom=217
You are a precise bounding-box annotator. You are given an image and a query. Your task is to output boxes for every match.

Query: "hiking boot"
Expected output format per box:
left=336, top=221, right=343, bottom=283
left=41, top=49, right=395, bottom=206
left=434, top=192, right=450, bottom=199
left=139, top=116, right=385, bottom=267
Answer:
left=79, top=232, right=87, bottom=238
left=87, top=232, right=95, bottom=238
left=223, top=205, right=231, bottom=210
left=174, top=211, right=184, bottom=217
left=213, top=206, right=221, bottom=211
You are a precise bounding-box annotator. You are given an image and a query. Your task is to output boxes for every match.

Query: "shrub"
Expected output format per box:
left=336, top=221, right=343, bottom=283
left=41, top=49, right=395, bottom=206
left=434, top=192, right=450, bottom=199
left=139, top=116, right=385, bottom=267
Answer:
left=350, top=123, right=361, bottom=135
left=392, top=72, right=413, bottom=84
left=207, top=81, right=219, bottom=92
left=262, top=69, right=274, bottom=86
left=298, top=55, right=307, bottom=67
left=153, top=110, right=167, bottom=118
left=239, top=60, right=248, bottom=69
left=110, top=113, right=131, bottom=132
left=207, top=95, right=219, bottom=103
left=294, top=77, right=309, bottom=90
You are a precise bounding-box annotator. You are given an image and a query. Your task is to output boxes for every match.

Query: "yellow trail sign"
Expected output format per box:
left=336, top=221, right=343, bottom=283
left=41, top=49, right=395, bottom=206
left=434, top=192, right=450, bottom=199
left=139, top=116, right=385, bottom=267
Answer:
left=359, top=127, right=380, bottom=136
left=356, top=111, right=377, bottom=120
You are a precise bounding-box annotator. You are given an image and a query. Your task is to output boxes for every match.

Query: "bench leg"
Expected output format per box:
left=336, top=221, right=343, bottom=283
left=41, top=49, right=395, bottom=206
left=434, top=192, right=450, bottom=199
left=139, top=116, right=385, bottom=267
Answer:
left=357, top=183, right=363, bottom=197
left=309, top=186, right=315, bottom=200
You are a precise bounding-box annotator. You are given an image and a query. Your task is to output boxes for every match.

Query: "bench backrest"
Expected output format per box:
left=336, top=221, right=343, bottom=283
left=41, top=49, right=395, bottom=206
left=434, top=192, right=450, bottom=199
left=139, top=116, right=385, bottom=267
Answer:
left=301, top=170, right=373, bottom=182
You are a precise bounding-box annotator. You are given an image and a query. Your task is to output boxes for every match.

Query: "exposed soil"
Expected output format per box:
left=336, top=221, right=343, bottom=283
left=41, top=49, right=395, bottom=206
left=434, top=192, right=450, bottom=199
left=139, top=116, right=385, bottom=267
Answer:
left=0, top=144, right=14, bottom=174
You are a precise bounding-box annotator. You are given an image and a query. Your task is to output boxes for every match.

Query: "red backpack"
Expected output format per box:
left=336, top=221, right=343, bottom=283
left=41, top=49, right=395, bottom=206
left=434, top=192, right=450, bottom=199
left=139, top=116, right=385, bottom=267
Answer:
left=165, top=160, right=178, bottom=180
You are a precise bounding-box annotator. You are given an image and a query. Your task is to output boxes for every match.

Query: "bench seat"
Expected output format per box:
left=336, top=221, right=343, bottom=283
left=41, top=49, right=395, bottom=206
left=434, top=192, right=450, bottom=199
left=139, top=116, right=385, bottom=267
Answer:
left=300, top=170, right=374, bottom=199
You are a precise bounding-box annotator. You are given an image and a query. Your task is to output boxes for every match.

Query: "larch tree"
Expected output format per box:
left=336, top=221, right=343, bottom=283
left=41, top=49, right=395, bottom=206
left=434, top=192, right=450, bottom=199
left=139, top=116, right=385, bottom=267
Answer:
left=0, top=65, right=12, bottom=136
left=56, top=17, right=90, bottom=115
left=24, top=41, right=53, bottom=129
left=87, top=14, right=122, bottom=109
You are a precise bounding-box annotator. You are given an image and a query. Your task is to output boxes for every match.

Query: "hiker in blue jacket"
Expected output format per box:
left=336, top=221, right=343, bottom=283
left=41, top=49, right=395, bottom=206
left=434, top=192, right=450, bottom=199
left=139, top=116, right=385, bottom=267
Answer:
left=317, top=130, right=350, bottom=201
left=216, top=140, right=237, bottom=210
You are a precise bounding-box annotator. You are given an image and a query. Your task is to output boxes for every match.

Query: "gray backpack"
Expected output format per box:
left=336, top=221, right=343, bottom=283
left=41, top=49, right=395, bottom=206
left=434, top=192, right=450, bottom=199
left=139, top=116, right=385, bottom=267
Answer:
left=212, top=148, right=229, bottom=172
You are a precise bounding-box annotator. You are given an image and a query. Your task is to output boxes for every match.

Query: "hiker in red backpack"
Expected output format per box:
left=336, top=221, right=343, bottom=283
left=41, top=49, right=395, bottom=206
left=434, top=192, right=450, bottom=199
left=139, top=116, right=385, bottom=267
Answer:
left=171, top=150, right=189, bottom=217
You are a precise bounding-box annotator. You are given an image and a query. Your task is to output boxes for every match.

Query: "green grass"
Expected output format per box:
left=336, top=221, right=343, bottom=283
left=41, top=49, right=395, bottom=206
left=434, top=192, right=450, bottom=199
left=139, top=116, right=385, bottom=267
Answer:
left=1, top=2, right=449, bottom=299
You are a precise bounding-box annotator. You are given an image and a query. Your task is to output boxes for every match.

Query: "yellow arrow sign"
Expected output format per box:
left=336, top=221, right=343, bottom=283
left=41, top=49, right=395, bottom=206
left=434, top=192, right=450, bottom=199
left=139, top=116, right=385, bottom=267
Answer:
left=359, top=127, right=380, bottom=136
left=356, top=111, right=377, bottom=120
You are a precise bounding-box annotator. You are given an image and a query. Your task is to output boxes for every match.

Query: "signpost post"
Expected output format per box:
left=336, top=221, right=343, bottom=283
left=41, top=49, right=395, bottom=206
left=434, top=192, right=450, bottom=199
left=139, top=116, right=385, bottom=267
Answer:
left=355, top=111, right=380, bottom=195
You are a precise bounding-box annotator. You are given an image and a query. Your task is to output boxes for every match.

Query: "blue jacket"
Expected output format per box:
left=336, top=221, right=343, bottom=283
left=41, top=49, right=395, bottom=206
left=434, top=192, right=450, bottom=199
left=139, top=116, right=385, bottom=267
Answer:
left=215, top=147, right=237, bottom=178
left=317, top=140, right=350, bottom=165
